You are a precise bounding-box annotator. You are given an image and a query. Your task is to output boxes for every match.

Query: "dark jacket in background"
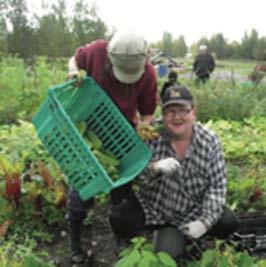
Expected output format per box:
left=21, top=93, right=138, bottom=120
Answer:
left=193, top=53, right=215, bottom=77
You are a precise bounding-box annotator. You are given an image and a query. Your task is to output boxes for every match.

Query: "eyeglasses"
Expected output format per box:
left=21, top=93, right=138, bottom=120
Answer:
left=164, top=108, right=193, bottom=118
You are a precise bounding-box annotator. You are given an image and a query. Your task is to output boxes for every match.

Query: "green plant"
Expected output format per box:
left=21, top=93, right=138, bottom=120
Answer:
left=205, top=117, right=266, bottom=211
left=0, top=56, right=66, bottom=124
left=205, top=117, right=266, bottom=163
left=0, top=235, right=55, bottom=267
left=115, top=236, right=177, bottom=267
left=175, top=78, right=266, bottom=122
left=0, top=155, right=23, bottom=209
left=0, top=121, right=52, bottom=164
left=23, top=254, right=55, bottom=267
left=183, top=241, right=266, bottom=267
left=226, top=163, right=266, bottom=211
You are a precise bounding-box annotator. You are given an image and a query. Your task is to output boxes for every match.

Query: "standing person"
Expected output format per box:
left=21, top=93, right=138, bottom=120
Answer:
left=110, top=85, right=238, bottom=260
left=66, top=30, right=158, bottom=264
left=193, top=45, right=215, bottom=84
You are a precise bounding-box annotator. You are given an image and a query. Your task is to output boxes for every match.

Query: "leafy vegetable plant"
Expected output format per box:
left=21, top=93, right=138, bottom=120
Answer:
left=115, top=236, right=177, bottom=267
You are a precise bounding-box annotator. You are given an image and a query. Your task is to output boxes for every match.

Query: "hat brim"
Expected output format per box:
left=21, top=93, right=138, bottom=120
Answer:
left=112, top=66, right=145, bottom=84
left=162, top=99, right=192, bottom=109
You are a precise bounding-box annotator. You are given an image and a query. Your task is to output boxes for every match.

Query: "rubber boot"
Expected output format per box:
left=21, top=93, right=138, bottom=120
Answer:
left=114, top=233, right=130, bottom=256
left=68, top=221, right=85, bottom=264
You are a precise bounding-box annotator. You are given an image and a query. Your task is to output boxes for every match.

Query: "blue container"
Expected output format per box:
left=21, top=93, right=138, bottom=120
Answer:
left=158, top=64, right=168, bottom=77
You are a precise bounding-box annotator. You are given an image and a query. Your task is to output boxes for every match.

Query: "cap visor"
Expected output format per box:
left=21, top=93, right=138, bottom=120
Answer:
left=162, top=99, right=192, bottom=108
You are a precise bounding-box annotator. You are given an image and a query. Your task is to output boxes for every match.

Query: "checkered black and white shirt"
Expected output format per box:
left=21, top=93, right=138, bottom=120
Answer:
left=136, top=122, right=227, bottom=229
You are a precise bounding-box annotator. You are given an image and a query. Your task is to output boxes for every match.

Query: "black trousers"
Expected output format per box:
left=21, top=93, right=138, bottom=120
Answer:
left=109, top=192, right=239, bottom=239
left=196, top=74, right=210, bottom=84
left=66, top=182, right=133, bottom=223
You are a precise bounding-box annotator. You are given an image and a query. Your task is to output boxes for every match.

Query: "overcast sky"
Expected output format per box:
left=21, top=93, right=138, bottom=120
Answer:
left=27, top=0, right=266, bottom=45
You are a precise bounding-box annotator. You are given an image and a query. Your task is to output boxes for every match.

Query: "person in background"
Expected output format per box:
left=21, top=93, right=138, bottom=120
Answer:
left=193, top=45, right=215, bottom=84
left=67, top=30, right=158, bottom=264
left=109, top=85, right=238, bottom=260
left=248, top=63, right=266, bottom=85
left=160, top=70, right=180, bottom=99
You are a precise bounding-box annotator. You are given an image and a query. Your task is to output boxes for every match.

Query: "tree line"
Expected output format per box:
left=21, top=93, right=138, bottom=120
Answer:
left=0, top=0, right=109, bottom=59
left=152, top=30, right=266, bottom=60
left=0, top=0, right=266, bottom=61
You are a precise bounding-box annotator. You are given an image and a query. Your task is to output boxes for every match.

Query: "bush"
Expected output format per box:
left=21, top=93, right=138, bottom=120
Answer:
left=187, top=80, right=266, bottom=122
left=0, top=56, right=66, bottom=124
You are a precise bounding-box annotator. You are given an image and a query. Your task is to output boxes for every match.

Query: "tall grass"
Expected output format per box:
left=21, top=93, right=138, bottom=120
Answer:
left=0, top=56, right=66, bottom=124
left=172, top=77, right=266, bottom=122
left=1, top=56, right=265, bottom=124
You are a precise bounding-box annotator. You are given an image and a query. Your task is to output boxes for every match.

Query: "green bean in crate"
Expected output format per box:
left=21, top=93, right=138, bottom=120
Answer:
left=32, top=77, right=151, bottom=200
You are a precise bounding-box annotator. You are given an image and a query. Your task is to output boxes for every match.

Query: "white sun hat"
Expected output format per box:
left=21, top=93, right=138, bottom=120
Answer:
left=199, top=45, right=207, bottom=51
left=107, top=31, right=148, bottom=84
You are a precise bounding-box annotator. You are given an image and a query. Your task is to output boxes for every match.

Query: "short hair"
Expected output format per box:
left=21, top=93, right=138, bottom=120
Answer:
left=168, top=70, right=178, bottom=81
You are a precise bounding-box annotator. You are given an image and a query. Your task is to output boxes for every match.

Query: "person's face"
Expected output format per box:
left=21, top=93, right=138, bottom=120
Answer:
left=162, top=104, right=195, bottom=139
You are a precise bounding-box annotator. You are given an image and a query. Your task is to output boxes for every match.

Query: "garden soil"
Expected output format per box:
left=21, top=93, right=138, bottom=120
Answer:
left=43, top=202, right=120, bottom=267
left=40, top=203, right=266, bottom=267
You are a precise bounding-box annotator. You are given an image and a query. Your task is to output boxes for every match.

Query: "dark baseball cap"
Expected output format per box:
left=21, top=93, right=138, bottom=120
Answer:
left=162, top=85, right=194, bottom=108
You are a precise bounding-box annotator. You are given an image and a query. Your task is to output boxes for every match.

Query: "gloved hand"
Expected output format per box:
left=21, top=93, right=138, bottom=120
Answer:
left=179, top=220, right=207, bottom=239
left=68, top=69, right=81, bottom=79
left=151, top=157, right=181, bottom=176
left=67, top=69, right=82, bottom=86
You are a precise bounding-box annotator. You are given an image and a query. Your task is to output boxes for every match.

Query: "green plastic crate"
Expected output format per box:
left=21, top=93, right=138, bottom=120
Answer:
left=32, top=77, right=151, bottom=200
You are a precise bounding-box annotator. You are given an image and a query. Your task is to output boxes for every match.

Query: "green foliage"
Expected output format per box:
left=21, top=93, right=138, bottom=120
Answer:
left=1, top=56, right=265, bottom=124
left=1, top=0, right=108, bottom=58
left=0, top=236, right=55, bottom=267
left=1, top=0, right=266, bottom=61
left=239, top=29, right=259, bottom=60
left=172, top=35, right=187, bottom=58
left=183, top=241, right=266, bottom=267
left=0, top=122, right=66, bottom=242
left=254, top=37, right=266, bottom=60
left=206, top=117, right=266, bottom=162
left=226, top=165, right=266, bottom=211
left=0, top=55, right=265, bottom=266
left=73, top=0, right=109, bottom=47
left=185, top=80, right=266, bottom=122
left=153, top=32, right=187, bottom=58
left=209, top=33, right=228, bottom=59
left=0, top=120, right=48, bottom=163
left=162, top=32, right=174, bottom=56
left=0, top=56, right=66, bottom=123
left=36, top=1, right=73, bottom=58
left=0, top=56, right=28, bottom=123
left=115, top=237, right=177, bottom=267
left=205, top=117, right=266, bottom=211
left=153, top=29, right=266, bottom=60
left=5, top=0, right=34, bottom=58
left=115, top=238, right=266, bottom=267
left=193, top=29, right=266, bottom=60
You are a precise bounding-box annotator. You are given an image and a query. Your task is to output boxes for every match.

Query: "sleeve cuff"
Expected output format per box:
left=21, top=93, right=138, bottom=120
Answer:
left=200, top=218, right=212, bottom=230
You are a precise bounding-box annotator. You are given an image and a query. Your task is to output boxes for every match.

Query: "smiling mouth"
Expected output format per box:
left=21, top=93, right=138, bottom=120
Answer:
left=172, top=121, right=183, bottom=126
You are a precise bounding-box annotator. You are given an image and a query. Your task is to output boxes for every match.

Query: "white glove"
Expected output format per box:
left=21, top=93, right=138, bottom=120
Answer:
left=151, top=157, right=181, bottom=175
left=180, top=220, right=207, bottom=239
left=68, top=69, right=81, bottom=79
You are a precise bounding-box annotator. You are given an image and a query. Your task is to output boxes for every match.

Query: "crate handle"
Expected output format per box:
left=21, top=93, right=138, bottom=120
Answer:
left=48, top=78, right=82, bottom=98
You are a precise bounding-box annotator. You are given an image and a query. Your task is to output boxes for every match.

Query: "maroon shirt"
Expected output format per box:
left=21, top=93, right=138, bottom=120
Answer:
left=75, top=40, right=157, bottom=126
